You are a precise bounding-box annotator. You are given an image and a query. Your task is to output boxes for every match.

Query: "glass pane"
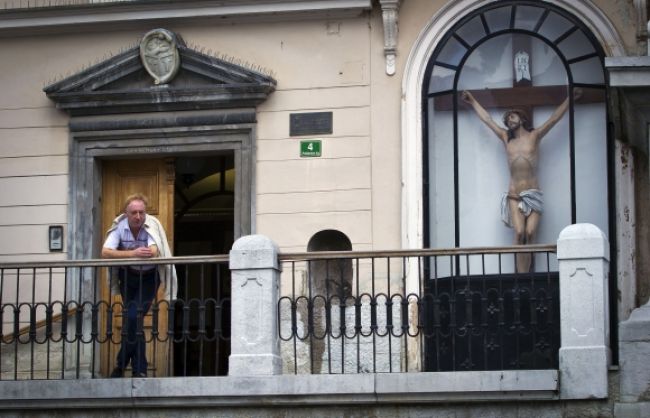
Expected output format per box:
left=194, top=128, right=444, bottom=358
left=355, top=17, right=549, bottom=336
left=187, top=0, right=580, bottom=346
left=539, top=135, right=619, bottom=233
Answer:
left=514, top=6, right=544, bottom=31
left=437, top=36, right=467, bottom=67
left=456, top=16, right=486, bottom=47
left=457, top=91, right=512, bottom=249
left=558, top=30, right=595, bottom=61
left=537, top=11, right=573, bottom=41
left=429, top=65, right=456, bottom=94
left=574, top=87, right=608, bottom=235
left=534, top=92, right=572, bottom=246
left=484, top=6, right=512, bottom=33
left=531, top=37, right=567, bottom=86
left=427, top=95, right=456, bottom=261
left=458, top=34, right=513, bottom=91
left=570, top=56, right=604, bottom=84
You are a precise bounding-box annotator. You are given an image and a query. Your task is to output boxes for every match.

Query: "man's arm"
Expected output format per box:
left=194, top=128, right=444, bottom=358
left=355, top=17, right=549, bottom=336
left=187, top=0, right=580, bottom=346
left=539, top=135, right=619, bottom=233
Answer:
left=461, top=90, right=508, bottom=143
left=101, top=245, right=159, bottom=259
left=535, top=88, right=582, bottom=139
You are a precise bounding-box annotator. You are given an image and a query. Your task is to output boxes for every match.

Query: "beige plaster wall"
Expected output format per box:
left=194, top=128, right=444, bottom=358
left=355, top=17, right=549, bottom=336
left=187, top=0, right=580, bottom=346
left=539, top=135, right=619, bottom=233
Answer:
left=0, top=0, right=643, bottom=263
left=0, top=29, right=155, bottom=262
left=252, top=16, right=373, bottom=252
left=591, top=0, right=640, bottom=55
left=0, top=37, right=72, bottom=262
left=0, top=16, right=382, bottom=257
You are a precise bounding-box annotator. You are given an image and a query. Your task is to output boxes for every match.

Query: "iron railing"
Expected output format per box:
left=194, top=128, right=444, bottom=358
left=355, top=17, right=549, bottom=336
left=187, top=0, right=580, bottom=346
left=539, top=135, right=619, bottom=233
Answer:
left=278, top=245, right=559, bottom=374
left=2, top=245, right=559, bottom=379
left=0, top=256, right=230, bottom=380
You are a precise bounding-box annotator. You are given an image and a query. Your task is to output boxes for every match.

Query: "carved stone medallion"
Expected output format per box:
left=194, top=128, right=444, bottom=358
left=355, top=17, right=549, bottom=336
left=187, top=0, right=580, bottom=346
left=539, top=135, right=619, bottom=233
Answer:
left=140, top=28, right=181, bottom=85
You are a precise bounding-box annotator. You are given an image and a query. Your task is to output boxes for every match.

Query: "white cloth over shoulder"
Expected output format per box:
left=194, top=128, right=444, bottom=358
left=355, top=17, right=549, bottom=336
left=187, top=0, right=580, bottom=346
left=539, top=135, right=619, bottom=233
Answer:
left=105, top=214, right=178, bottom=300
left=501, top=189, right=543, bottom=228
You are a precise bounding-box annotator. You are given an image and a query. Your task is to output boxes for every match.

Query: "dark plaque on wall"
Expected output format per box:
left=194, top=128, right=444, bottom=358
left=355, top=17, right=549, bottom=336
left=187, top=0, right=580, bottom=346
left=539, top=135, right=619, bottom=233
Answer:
left=290, top=112, right=333, bottom=136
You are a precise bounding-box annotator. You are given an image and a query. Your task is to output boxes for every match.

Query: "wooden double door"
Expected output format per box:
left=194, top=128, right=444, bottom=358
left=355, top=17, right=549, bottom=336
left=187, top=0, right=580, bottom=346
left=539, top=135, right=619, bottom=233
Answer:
left=100, top=158, right=175, bottom=377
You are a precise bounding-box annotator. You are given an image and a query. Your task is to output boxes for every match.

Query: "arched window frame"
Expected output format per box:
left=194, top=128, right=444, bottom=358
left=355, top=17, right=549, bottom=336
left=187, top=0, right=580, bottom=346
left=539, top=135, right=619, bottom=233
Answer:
left=421, top=0, right=613, bottom=249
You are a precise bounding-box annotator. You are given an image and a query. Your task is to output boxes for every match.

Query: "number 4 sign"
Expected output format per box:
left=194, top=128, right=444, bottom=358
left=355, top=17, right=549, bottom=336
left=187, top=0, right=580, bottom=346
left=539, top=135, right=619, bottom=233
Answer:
left=300, top=140, right=322, bottom=157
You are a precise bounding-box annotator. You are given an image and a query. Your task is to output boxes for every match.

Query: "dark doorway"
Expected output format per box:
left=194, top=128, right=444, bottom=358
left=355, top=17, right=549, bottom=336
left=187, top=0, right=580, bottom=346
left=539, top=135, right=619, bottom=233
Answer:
left=172, top=153, right=234, bottom=376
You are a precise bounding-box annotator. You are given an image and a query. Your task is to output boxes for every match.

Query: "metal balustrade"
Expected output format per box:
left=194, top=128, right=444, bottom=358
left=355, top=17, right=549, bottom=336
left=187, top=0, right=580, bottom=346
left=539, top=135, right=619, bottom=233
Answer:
left=2, top=245, right=559, bottom=379
left=278, top=245, right=559, bottom=374
left=0, top=256, right=230, bottom=380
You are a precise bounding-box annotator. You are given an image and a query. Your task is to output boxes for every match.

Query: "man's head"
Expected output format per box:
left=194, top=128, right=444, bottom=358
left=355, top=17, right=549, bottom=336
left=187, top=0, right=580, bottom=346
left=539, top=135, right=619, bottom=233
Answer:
left=502, top=109, right=532, bottom=139
left=123, top=193, right=148, bottom=230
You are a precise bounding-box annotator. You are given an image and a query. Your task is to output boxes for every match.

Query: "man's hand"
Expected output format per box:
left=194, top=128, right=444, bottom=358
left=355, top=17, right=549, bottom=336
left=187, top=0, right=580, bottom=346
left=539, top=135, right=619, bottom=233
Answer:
left=461, top=90, right=474, bottom=104
left=132, top=246, right=154, bottom=258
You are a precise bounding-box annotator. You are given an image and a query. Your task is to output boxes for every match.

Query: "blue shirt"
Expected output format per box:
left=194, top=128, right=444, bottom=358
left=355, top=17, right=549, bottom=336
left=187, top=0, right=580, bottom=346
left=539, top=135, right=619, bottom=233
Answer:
left=103, top=216, right=156, bottom=271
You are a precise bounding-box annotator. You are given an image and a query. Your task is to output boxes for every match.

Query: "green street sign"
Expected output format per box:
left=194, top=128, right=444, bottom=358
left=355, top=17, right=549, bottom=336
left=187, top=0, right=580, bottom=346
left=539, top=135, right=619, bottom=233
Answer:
left=300, top=140, right=322, bottom=157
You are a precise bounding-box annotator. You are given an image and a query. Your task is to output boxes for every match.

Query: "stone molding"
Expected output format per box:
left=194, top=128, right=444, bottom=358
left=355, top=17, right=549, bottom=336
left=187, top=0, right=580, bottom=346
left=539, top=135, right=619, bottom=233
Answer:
left=0, top=370, right=558, bottom=409
left=379, top=0, right=400, bottom=76
left=0, top=0, right=372, bottom=35
left=44, top=33, right=276, bottom=116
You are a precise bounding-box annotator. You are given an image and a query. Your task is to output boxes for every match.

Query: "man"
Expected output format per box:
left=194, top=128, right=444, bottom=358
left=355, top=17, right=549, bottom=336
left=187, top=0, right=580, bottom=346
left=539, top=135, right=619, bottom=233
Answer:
left=461, top=88, right=580, bottom=273
left=102, top=193, right=176, bottom=378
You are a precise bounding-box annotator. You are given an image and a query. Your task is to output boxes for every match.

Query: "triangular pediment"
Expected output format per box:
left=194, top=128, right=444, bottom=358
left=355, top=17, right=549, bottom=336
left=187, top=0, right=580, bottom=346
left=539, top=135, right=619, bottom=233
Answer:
left=44, top=31, right=276, bottom=115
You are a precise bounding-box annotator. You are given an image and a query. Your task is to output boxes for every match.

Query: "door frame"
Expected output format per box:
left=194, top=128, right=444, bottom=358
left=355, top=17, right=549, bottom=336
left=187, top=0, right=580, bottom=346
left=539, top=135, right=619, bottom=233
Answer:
left=69, top=109, right=255, bottom=259
left=67, top=109, right=256, bottom=305
left=68, top=111, right=253, bottom=375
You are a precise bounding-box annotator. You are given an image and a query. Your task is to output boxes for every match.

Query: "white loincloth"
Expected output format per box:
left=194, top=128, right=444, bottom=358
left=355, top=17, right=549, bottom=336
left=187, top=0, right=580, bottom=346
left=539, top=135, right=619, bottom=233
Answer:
left=501, top=189, right=543, bottom=228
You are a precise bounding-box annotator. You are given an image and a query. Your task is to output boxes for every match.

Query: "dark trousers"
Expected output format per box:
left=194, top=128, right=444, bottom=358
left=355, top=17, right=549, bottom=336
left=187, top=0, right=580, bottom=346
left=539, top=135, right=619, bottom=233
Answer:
left=115, top=267, right=159, bottom=375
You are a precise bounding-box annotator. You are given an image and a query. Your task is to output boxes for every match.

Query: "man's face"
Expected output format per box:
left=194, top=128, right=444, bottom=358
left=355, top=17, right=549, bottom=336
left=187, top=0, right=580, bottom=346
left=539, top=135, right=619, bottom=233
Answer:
left=506, top=112, right=521, bottom=130
left=125, top=200, right=146, bottom=230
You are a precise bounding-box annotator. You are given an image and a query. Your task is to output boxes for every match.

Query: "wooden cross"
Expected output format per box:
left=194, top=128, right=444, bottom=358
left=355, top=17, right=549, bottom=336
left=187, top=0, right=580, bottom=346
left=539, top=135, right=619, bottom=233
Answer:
left=434, top=35, right=603, bottom=119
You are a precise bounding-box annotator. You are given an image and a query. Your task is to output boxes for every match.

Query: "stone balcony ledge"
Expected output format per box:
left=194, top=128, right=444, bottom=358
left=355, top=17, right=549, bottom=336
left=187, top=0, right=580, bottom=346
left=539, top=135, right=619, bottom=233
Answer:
left=0, top=370, right=558, bottom=410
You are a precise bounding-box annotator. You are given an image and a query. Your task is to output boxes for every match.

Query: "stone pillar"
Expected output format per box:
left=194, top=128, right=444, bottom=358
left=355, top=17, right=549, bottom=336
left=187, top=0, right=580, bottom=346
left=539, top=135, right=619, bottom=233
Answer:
left=557, top=223, right=610, bottom=399
left=228, top=235, right=282, bottom=375
left=616, top=301, right=650, bottom=417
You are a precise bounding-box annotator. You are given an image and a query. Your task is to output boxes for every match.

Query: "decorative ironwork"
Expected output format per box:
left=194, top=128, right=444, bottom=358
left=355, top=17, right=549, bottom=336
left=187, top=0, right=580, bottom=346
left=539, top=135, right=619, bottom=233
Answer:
left=278, top=245, right=559, bottom=374
left=0, top=256, right=230, bottom=380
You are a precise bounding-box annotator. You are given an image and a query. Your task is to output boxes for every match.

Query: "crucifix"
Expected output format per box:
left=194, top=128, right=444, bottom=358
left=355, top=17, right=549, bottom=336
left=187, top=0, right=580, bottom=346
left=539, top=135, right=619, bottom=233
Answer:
left=434, top=35, right=602, bottom=119
left=436, top=34, right=602, bottom=273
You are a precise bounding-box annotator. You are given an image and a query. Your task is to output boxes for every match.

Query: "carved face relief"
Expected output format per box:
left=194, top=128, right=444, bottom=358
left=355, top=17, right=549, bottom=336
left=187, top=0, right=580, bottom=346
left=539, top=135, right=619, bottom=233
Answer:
left=140, top=29, right=181, bottom=85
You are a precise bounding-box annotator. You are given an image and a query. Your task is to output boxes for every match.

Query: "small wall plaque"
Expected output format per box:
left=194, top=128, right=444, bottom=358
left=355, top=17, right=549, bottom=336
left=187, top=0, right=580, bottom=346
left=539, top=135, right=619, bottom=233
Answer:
left=300, top=140, right=322, bottom=157
left=290, top=112, right=333, bottom=137
left=49, top=225, right=63, bottom=252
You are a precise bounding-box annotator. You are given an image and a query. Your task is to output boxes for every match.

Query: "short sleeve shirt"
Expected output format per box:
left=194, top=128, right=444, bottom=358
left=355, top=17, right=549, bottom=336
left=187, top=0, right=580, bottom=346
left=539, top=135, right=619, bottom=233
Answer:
left=103, top=217, right=155, bottom=250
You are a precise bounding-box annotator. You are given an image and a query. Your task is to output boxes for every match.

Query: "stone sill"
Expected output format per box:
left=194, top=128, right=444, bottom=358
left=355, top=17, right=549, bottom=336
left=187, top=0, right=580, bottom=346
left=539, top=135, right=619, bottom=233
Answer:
left=0, top=370, right=558, bottom=409
left=0, top=0, right=371, bottom=36
left=606, top=56, right=650, bottom=87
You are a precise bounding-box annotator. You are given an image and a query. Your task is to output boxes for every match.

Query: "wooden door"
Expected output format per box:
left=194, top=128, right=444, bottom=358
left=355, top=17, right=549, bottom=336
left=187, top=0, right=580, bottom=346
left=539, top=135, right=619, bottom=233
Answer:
left=100, top=158, right=175, bottom=377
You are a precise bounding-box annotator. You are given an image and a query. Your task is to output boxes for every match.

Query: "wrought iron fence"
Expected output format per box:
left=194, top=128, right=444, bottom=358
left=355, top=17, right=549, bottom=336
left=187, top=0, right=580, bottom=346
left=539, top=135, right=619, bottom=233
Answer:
left=277, top=245, right=559, bottom=374
left=2, top=245, right=560, bottom=379
left=0, top=256, right=230, bottom=380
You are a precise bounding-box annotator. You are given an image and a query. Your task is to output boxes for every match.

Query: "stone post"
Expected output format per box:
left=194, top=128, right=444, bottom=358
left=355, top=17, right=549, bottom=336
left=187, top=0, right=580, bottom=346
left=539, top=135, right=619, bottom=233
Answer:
left=616, top=301, right=650, bottom=416
left=228, top=235, right=282, bottom=375
left=557, top=223, right=610, bottom=399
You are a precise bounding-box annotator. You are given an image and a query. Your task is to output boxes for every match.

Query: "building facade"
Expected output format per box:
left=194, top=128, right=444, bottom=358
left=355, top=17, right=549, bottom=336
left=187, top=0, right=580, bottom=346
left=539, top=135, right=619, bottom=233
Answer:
left=1, top=0, right=650, bottom=416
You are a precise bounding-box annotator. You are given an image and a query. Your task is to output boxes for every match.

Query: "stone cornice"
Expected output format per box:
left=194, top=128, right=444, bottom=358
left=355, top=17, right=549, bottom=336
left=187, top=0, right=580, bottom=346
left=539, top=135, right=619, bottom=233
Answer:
left=44, top=37, right=277, bottom=115
left=0, top=0, right=371, bottom=35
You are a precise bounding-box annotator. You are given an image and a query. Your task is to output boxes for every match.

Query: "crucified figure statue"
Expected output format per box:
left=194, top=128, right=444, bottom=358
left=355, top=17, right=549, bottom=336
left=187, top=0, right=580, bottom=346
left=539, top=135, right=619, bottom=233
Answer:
left=461, top=88, right=581, bottom=273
